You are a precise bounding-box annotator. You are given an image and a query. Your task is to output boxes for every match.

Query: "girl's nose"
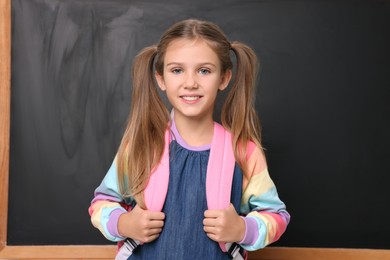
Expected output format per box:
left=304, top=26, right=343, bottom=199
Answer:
left=184, top=72, right=198, bottom=89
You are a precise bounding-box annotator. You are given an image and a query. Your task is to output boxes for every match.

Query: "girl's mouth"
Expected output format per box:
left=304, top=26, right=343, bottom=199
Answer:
left=181, top=95, right=202, bottom=101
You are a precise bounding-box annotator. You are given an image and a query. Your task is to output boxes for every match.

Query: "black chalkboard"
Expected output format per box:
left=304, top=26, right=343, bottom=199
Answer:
left=8, top=0, right=390, bottom=249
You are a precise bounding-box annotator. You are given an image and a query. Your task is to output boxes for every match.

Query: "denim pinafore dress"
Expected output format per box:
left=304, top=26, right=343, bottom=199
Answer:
left=129, top=126, right=243, bottom=260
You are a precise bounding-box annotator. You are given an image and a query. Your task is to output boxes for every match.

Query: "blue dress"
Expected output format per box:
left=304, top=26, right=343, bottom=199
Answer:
left=129, top=136, right=243, bottom=259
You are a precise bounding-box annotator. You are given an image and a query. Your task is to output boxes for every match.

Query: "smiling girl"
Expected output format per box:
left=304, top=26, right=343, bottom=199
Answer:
left=89, top=19, right=290, bottom=260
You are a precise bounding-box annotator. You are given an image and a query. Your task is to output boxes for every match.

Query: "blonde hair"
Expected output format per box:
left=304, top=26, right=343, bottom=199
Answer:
left=117, top=19, right=261, bottom=208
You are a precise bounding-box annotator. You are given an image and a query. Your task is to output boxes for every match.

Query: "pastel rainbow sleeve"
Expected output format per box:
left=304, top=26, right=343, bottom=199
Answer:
left=240, top=146, right=290, bottom=250
left=88, top=159, right=133, bottom=242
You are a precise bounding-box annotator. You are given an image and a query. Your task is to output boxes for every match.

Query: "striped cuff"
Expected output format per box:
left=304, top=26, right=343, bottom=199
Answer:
left=239, top=216, right=259, bottom=246
left=107, top=208, right=127, bottom=239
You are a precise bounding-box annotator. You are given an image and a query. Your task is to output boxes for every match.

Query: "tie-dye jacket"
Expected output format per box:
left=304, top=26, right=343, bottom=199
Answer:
left=89, top=141, right=290, bottom=251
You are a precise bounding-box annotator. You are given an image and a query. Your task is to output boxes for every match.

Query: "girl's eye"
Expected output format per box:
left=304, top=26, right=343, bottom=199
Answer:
left=171, top=68, right=183, bottom=74
left=199, top=68, right=211, bottom=75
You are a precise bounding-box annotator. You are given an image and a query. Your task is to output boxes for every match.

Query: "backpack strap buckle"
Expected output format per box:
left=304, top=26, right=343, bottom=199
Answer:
left=226, top=242, right=245, bottom=259
left=115, top=238, right=139, bottom=260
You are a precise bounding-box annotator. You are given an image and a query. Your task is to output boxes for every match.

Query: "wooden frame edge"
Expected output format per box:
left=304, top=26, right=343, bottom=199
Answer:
left=0, top=246, right=390, bottom=259
left=0, top=245, right=117, bottom=259
left=253, top=247, right=390, bottom=260
left=0, top=0, right=11, bottom=249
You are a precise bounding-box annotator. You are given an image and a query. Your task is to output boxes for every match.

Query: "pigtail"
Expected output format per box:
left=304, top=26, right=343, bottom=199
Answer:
left=117, top=45, right=170, bottom=208
left=222, top=41, right=262, bottom=175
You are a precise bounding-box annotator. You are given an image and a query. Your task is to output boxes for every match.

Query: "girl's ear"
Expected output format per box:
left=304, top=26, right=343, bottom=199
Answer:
left=219, top=69, right=232, bottom=91
left=155, top=72, right=166, bottom=91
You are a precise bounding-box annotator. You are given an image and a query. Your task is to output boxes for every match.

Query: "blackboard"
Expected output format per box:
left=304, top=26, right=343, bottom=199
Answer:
left=8, top=0, right=390, bottom=249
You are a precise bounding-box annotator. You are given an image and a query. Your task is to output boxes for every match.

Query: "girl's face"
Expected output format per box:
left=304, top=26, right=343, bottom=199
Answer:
left=156, top=38, right=231, bottom=124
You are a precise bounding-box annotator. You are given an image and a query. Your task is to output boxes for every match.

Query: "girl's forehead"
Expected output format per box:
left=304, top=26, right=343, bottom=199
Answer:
left=165, top=38, right=211, bottom=51
left=163, top=38, right=219, bottom=63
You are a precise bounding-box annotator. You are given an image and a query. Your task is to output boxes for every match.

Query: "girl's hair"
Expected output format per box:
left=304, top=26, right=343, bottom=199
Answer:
left=117, top=19, right=261, bottom=208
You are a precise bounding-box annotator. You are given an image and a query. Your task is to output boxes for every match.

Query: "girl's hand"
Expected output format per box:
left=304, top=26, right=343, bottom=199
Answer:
left=118, top=204, right=165, bottom=243
left=203, top=203, right=245, bottom=243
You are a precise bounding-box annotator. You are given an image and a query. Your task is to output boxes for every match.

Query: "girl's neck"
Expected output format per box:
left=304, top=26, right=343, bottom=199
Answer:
left=172, top=114, right=214, bottom=147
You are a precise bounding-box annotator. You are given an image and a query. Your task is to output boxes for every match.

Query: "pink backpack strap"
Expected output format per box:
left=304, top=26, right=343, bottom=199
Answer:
left=206, top=123, right=236, bottom=252
left=144, top=130, right=170, bottom=211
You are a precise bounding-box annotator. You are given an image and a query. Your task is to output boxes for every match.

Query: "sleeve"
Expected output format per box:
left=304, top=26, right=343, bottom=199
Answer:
left=88, top=158, right=134, bottom=242
left=238, top=145, right=291, bottom=251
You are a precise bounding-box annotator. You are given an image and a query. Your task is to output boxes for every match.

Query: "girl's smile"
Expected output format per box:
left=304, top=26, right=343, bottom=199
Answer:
left=181, top=95, right=202, bottom=103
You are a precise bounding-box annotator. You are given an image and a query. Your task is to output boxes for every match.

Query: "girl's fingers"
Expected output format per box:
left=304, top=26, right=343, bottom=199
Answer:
left=203, top=218, right=217, bottom=227
left=143, top=233, right=161, bottom=243
left=141, top=228, right=163, bottom=243
left=203, top=226, right=216, bottom=234
left=148, top=219, right=165, bottom=228
left=204, top=209, right=221, bottom=218
left=204, top=230, right=223, bottom=242
left=146, top=228, right=163, bottom=236
left=148, top=211, right=165, bottom=220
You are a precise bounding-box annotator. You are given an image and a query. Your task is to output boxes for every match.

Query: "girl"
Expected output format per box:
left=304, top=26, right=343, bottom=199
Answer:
left=89, top=19, right=290, bottom=259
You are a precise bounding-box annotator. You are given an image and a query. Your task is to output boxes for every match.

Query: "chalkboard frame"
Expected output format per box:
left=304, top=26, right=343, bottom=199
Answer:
left=0, top=0, right=11, bottom=251
left=0, top=0, right=389, bottom=258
